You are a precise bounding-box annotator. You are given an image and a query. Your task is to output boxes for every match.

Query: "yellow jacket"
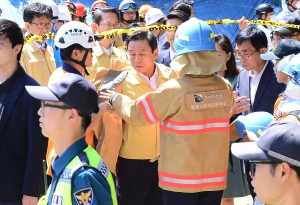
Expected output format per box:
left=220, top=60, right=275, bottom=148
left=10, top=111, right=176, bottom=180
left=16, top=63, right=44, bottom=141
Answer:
left=86, top=41, right=127, bottom=81
left=95, top=61, right=173, bottom=174
left=20, top=42, right=56, bottom=86
left=111, top=73, right=234, bottom=193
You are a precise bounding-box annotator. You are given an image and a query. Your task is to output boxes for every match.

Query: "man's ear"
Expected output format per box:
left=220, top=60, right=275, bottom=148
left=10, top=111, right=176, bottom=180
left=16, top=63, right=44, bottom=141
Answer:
left=260, top=47, right=267, bottom=54
left=153, top=48, right=158, bottom=59
left=14, top=44, right=23, bottom=56
left=24, top=22, right=31, bottom=32
left=279, top=162, right=292, bottom=182
left=91, top=23, right=98, bottom=33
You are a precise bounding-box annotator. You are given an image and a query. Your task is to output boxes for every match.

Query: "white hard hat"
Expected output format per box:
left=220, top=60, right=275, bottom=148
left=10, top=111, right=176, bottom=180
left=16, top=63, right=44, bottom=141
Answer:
left=145, top=8, right=165, bottom=26
left=55, top=21, right=96, bottom=49
left=58, top=5, right=71, bottom=21
left=40, top=0, right=59, bottom=18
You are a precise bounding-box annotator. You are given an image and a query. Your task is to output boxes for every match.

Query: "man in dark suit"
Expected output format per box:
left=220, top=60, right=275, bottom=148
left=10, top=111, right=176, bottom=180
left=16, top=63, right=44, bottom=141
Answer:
left=232, top=27, right=286, bottom=199
left=156, top=10, right=189, bottom=67
left=0, top=19, right=48, bottom=205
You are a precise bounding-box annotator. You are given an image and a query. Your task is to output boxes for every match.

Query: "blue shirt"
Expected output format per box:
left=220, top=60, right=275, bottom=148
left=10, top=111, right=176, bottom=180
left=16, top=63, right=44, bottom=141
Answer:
left=48, top=138, right=113, bottom=205
left=47, top=28, right=63, bottom=68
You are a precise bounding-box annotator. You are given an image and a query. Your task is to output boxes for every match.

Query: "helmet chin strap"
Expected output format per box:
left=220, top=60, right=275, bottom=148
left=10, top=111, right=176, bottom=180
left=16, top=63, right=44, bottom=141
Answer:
left=123, top=19, right=136, bottom=24
left=62, top=49, right=90, bottom=75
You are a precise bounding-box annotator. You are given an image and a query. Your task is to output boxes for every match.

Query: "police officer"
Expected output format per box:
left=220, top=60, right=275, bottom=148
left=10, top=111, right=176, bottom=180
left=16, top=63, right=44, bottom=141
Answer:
left=27, top=73, right=117, bottom=205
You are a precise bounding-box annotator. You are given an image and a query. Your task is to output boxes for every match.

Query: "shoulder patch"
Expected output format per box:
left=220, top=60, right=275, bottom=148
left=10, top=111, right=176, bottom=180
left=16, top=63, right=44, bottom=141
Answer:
left=74, top=188, right=93, bottom=205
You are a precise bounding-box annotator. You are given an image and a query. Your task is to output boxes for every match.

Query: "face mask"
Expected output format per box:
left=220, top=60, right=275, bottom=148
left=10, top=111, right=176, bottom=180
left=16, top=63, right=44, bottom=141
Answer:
left=292, top=9, right=300, bottom=17
left=296, top=1, right=300, bottom=9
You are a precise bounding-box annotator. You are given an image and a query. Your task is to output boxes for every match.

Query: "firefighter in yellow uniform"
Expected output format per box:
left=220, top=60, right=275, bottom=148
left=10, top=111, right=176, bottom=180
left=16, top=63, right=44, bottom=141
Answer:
left=26, top=73, right=117, bottom=205
left=100, top=18, right=235, bottom=205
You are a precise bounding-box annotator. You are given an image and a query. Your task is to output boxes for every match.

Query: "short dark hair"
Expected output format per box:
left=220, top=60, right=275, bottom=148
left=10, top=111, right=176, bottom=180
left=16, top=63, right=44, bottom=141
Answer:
left=23, top=2, right=53, bottom=23
left=0, top=19, right=24, bottom=61
left=167, top=10, right=189, bottom=23
left=235, top=27, right=268, bottom=51
left=215, top=34, right=239, bottom=78
left=81, top=114, right=91, bottom=131
left=169, top=1, right=192, bottom=18
left=270, top=163, right=300, bottom=181
left=121, top=23, right=141, bottom=41
left=60, top=43, right=85, bottom=61
left=93, top=6, right=120, bottom=24
left=126, top=30, right=157, bottom=52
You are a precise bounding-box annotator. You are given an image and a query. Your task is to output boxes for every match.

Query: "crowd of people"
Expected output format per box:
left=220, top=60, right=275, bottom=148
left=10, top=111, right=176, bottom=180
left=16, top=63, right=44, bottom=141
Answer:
left=1, top=0, right=300, bottom=205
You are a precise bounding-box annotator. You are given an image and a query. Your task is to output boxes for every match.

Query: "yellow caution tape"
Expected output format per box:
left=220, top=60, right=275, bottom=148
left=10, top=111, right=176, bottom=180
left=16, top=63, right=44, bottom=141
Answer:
left=206, top=19, right=300, bottom=30
left=24, top=19, right=300, bottom=44
left=24, top=25, right=177, bottom=44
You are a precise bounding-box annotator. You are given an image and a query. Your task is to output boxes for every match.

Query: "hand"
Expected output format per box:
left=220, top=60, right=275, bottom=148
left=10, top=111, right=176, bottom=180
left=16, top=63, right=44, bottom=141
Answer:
left=233, top=96, right=251, bottom=114
left=99, top=90, right=114, bottom=103
left=238, top=16, right=251, bottom=30
left=243, top=130, right=259, bottom=142
left=22, top=195, right=38, bottom=205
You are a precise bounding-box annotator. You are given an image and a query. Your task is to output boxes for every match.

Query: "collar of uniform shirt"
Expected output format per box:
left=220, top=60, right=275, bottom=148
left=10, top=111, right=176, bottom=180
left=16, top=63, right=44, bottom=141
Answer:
left=138, top=65, right=159, bottom=90
left=169, top=48, right=176, bottom=61
left=101, top=43, right=114, bottom=56
left=33, top=41, right=47, bottom=51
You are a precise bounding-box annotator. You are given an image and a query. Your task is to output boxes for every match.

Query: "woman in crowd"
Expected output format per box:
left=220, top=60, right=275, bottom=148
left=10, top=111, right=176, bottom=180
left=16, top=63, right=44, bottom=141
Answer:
left=215, top=34, right=250, bottom=205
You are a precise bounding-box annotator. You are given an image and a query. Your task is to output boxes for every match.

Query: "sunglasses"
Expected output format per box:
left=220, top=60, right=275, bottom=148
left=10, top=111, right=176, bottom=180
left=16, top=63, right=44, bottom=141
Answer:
left=249, top=160, right=281, bottom=177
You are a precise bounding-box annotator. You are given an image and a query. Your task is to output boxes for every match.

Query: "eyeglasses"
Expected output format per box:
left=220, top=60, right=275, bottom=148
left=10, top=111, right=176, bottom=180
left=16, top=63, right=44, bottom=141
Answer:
left=234, top=50, right=257, bottom=59
left=30, top=22, right=53, bottom=29
left=99, top=22, right=120, bottom=28
left=0, top=41, right=11, bottom=49
left=249, top=160, right=281, bottom=177
left=40, top=101, right=72, bottom=115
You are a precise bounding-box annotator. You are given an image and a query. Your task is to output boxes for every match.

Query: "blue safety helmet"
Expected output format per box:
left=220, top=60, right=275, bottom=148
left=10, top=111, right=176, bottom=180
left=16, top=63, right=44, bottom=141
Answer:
left=236, top=112, right=274, bottom=138
left=282, top=53, right=300, bottom=80
left=119, top=0, right=138, bottom=12
left=174, top=17, right=215, bottom=55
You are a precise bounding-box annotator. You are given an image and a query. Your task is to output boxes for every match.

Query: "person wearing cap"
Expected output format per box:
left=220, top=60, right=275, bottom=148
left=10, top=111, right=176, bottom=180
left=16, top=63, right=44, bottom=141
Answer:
left=46, top=21, right=98, bottom=179
left=231, top=121, right=300, bottom=205
left=100, top=17, right=235, bottom=205
left=260, top=39, right=300, bottom=121
left=138, top=4, right=154, bottom=25
left=49, top=5, right=72, bottom=68
left=118, top=0, right=140, bottom=29
left=74, top=2, right=87, bottom=23
left=0, top=19, right=48, bottom=205
left=276, top=0, right=300, bottom=20
left=238, top=3, right=275, bottom=51
left=145, top=8, right=167, bottom=51
left=97, top=30, right=173, bottom=205
left=90, top=0, right=108, bottom=18
left=271, top=16, right=300, bottom=50
left=88, top=6, right=128, bottom=82
left=156, top=10, right=189, bottom=67
left=275, top=53, right=300, bottom=122
left=20, top=2, right=56, bottom=86
left=169, top=0, right=194, bottom=18
left=59, top=1, right=77, bottom=21
left=26, top=73, right=117, bottom=205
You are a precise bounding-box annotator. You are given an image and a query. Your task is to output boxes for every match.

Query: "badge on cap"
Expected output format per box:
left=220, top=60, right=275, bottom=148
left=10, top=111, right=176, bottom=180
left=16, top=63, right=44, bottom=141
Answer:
left=74, top=188, right=93, bottom=205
